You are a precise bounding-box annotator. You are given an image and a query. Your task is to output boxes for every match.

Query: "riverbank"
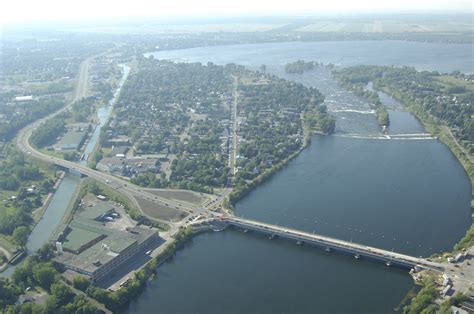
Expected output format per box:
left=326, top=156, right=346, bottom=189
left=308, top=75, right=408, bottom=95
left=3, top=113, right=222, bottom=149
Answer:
left=389, top=84, right=473, bottom=244
left=380, top=85, right=473, bottom=198
left=375, top=85, right=474, bottom=311
left=227, top=131, right=312, bottom=208
left=84, top=226, right=203, bottom=312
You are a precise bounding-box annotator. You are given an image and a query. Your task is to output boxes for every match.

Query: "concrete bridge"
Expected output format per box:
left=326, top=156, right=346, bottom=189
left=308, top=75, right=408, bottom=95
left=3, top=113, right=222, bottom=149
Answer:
left=219, top=215, right=444, bottom=272
left=334, top=133, right=436, bottom=140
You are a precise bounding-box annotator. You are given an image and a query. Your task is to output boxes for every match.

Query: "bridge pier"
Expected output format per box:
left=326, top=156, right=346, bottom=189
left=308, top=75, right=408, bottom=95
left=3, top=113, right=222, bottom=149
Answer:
left=219, top=216, right=444, bottom=273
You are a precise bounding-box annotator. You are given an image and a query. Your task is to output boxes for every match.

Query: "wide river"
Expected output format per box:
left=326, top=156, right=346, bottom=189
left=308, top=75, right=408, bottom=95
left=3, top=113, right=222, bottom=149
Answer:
left=127, top=41, right=472, bottom=313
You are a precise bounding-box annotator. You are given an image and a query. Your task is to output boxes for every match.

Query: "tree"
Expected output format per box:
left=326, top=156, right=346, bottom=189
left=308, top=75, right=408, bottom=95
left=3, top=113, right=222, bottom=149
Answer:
left=64, top=295, right=100, bottom=313
left=73, top=276, right=90, bottom=292
left=44, top=295, right=58, bottom=313
left=87, top=181, right=100, bottom=195
left=33, top=264, right=56, bottom=291
left=51, top=281, right=74, bottom=306
left=37, top=244, right=54, bottom=261
left=12, top=226, right=29, bottom=246
left=0, top=278, right=18, bottom=308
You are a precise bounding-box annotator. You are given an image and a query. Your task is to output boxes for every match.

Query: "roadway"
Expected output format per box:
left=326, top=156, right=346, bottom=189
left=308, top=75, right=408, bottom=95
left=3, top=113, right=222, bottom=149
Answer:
left=74, top=57, right=91, bottom=102
left=17, top=125, right=195, bottom=214
left=229, top=76, right=239, bottom=176
left=15, top=53, right=196, bottom=225
left=14, top=53, right=448, bottom=279
left=224, top=215, right=445, bottom=272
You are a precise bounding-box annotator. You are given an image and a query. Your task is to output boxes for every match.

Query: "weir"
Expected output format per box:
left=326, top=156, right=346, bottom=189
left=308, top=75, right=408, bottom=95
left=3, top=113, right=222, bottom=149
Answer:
left=219, top=215, right=445, bottom=272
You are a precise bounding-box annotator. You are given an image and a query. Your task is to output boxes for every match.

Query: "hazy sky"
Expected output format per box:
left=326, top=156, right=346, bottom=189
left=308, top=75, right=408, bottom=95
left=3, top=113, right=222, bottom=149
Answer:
left=1, top=0, right=472, bottom=25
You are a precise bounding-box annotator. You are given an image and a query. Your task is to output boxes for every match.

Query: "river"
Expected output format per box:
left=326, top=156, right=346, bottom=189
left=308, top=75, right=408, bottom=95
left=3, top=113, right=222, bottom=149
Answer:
left=126, top=41, right=472, bottom=313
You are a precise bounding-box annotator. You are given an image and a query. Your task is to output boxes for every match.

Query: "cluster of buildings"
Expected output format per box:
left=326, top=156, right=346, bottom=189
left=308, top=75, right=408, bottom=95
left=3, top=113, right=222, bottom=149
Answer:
left=96, top=155, right=161, bottom=177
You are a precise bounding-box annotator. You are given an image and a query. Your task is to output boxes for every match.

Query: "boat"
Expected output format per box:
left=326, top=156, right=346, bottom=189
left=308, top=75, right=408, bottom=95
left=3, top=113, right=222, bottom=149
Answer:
left=386, top=261, right=392, bottom=267
left=243, top=229, right=248, bottom=233
left=296, top=240, right=303, bottom=245
left=354, top=254, right=360, bottom=260
left=324, top=247, right=332, bottom=252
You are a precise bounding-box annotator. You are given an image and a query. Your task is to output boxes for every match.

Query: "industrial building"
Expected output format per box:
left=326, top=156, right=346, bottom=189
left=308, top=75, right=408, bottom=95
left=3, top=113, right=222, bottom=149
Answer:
left=53, top=200, right=159, bottom=283
left=58, top=130, right=87, bottom=150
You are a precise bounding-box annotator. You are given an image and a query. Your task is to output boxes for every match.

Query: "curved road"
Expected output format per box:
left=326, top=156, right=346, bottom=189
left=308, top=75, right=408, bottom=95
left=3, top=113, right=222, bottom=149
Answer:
left=15, top=55, right=196, bottom=225
left=16, top=99, right=194, bottom=216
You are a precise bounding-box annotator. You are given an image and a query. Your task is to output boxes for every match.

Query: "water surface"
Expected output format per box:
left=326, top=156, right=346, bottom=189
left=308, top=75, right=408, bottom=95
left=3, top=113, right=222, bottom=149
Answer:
left=128, top=42, right=472, bottom=313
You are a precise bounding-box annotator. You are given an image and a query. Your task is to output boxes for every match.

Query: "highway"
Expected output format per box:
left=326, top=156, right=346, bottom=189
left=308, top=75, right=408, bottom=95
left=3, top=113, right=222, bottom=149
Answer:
left=15, top=55, right=196, bottom=225
left=14, top=53, right=447, bottom=278
left=17, top=105, right=195, bottom=213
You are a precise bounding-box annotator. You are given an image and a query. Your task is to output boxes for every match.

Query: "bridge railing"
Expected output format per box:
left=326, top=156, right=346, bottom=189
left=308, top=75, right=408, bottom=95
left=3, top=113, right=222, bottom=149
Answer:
left=222, top=216, right=444, bottom=272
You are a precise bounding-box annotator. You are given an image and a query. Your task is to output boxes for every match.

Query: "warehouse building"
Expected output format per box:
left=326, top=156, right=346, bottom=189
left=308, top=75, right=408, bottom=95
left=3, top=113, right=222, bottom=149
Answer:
left=53, top=200, right=159, bottom=283
left=58, top=130, right=87, bottom=150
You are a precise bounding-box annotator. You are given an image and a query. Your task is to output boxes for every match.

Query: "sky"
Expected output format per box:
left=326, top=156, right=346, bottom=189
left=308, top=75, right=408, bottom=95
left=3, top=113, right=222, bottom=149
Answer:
left=1, top=0, right=472, bottom=25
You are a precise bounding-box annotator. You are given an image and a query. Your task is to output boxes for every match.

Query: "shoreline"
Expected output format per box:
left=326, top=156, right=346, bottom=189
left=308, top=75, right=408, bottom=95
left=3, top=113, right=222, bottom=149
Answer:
left=375, top=86, right=474, bottom=309
left=226, top=126, right=316, bottom=208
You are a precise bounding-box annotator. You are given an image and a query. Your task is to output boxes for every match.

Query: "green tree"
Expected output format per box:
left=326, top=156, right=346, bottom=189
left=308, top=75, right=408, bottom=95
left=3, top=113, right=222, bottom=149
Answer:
left=51, top=281, right=74, bottom=306
left=73, top=276, right=90, bottom=292
left=12, top=226, right=29, bottom=246
left=44, top=295, right=58, bottom=313
left=0, top=278, right=18, bottom=308
left=32, top=264, right=56, bottom=291
left=36, top=244, right=54, bottom=262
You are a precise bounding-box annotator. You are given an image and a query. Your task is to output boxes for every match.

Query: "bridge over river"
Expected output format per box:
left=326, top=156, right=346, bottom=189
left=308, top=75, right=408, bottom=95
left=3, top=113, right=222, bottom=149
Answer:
left=333, top=133, right=437, bottom=140
left=215, top=215, right=445, bottom=272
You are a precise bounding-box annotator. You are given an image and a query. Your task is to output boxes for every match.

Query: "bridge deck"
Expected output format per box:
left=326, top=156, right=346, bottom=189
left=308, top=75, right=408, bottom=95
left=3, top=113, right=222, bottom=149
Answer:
left=223, top=216, right=444, bottom=272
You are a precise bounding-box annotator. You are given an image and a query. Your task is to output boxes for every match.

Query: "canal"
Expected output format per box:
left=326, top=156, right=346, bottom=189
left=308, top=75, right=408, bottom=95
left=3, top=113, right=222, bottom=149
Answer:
left=81, top=64, right=130, bottom=165
left=125, top=41, right=472, bottom=313
left=2, top=64, right=130, bottom=277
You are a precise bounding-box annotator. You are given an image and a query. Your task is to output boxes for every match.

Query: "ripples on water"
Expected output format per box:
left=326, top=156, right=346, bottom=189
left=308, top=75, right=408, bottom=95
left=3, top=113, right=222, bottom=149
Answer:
left=126, top=42, right=472, bottom=313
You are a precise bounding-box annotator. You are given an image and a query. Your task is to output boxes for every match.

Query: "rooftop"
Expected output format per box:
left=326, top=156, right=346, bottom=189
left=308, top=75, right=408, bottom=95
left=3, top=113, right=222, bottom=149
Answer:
left=55, top=216, right=157, bottom=274
left=76, top=202, right=115, bottom=221
left=62, top=227, right=103, bottom=252
left=110, top=145, right=129, bottom=156
left=60, top=130, right=87, bottom=146
left=55, top=234, right=137, bottom=274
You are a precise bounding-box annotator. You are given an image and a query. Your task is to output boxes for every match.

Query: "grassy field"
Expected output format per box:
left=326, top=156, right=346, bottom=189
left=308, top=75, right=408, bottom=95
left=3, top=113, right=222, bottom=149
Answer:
left=436, top=76, right=474, bottom=92
left=145, top=189, right=209, bottom=207
left=135, top=196, right=188, bottom=222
